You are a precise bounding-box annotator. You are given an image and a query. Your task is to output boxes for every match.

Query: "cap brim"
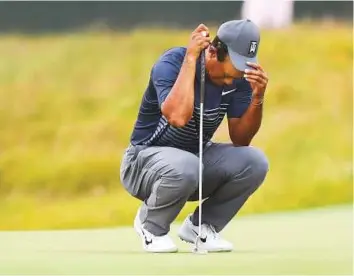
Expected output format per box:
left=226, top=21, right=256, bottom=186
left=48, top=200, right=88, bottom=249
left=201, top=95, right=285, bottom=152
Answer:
left=228, top=48, right=257, bottom=72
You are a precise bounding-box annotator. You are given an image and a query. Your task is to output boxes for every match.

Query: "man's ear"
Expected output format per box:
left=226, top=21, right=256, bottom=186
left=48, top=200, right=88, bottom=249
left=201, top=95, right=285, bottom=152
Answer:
left=208, top=45, right=218, bottom=59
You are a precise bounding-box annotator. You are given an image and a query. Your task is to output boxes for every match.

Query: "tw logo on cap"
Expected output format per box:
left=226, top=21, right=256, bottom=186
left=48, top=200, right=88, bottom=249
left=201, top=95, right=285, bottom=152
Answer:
left=249, top=41, right=258, bottom=55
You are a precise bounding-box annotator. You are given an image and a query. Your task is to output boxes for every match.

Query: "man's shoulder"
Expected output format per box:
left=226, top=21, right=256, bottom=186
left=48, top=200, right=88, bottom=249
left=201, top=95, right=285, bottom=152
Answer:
left=150, top=47, right=186, bottom=77
left=160, top=47, right=187, bottom=59
left=155, top=47, right=186, bottom=66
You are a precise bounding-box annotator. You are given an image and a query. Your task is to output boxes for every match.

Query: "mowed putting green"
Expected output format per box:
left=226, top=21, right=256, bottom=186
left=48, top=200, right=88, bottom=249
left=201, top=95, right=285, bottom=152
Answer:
left=0, top=205, right=352, bottom=275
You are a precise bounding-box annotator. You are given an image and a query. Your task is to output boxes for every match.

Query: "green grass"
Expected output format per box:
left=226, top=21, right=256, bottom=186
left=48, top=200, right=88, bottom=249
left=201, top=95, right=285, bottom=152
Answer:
left=0, top=22, right=352, bottom=229
left=0, top=205, right=352, bottom=275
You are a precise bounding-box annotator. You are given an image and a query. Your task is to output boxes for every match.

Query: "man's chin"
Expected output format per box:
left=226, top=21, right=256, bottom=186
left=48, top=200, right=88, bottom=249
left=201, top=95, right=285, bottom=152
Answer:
left=210, top=79, right=224, bottom=86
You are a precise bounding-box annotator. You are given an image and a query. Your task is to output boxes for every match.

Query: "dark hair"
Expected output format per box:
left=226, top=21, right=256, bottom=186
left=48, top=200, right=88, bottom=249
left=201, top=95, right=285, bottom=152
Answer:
left=211, top=36, right=228, bottom=62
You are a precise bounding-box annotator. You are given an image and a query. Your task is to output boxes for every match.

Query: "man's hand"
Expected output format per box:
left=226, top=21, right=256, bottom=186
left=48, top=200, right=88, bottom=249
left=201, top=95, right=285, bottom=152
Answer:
left=244, top=62, right=269, bottom=100
left=186, top=24, right=211, bottom=61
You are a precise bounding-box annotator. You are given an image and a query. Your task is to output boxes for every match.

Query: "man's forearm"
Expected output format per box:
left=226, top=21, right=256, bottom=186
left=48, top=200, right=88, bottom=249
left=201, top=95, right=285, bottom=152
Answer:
left=161, top=25, right=210, bottom=128
left=230, top=97, right=263, bottom=146
left=229, top=61, right=268, bottom=146
left=161, top=54, right=196, bottom=127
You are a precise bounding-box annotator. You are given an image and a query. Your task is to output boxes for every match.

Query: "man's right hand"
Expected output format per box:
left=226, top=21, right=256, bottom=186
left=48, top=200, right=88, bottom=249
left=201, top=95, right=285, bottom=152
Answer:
left=186, top=24, right=211, bottom=61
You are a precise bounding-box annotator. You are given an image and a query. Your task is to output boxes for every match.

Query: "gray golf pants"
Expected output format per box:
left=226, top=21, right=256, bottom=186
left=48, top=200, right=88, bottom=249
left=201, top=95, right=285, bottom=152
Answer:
left=120, top=142, right=269, bottom=236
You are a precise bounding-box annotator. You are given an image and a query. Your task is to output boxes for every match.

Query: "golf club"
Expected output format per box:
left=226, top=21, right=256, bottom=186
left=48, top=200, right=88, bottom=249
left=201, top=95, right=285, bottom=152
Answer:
left=193, top=49, right=208, bottom=255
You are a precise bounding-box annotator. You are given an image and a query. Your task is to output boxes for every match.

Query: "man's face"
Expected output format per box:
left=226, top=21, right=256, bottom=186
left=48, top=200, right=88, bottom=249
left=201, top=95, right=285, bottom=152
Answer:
left=206, top=51, right=244, bottom=86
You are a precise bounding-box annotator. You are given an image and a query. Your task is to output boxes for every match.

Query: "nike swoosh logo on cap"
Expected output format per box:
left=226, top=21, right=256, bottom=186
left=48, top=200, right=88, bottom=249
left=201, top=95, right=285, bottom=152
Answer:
left=221, top=88, right=236, bottom=96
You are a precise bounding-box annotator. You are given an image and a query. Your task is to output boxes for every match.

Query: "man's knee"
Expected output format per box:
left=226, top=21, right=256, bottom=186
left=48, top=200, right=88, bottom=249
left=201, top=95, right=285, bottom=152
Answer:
left=244, top=147, right=269, bottom=184
left=225, top=146, right=269, bottom=188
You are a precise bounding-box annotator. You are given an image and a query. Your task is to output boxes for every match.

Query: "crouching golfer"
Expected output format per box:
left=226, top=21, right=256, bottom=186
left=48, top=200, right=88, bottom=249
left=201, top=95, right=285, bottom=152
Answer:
left=120, top=19, right=269, bottom=253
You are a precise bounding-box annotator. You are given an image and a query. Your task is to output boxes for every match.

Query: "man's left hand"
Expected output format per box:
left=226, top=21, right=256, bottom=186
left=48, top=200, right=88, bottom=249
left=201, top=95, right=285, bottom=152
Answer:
left=244, top=62, right=268, bottom=99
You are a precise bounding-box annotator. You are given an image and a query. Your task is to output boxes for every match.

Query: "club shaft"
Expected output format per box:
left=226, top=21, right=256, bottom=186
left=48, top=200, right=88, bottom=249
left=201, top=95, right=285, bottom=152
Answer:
left=198, top=50, right=205, bottom=240
left=198, top=102, right=204, bottom=238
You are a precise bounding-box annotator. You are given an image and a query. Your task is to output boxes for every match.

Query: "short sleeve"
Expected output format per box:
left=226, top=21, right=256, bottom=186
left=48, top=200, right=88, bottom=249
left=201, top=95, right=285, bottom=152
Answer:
left=151, top=52, right=184, bottom=107
left=227, top=80, right=252, bottom=118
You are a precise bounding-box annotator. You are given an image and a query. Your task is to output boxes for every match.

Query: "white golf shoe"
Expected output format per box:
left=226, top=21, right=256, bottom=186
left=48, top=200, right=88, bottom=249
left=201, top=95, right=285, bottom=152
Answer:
left=134, top=209, right=178, bottom=253
left=178, top=214, right=233, bottom=252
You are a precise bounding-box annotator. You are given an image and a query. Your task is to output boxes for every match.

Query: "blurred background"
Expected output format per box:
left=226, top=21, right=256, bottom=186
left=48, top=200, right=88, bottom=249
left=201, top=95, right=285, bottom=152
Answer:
left=0, top=1, right=352, bottom=230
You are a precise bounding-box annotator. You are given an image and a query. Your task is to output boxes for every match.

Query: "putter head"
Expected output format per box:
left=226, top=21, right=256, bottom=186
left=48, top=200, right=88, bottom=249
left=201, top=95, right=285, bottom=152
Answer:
left=192, top=236, right=208, bottom=254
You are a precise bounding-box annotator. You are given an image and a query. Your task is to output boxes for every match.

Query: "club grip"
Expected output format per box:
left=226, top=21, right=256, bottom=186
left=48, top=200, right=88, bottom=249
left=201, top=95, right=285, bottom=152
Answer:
left=200, top=50, right=206, bottom=104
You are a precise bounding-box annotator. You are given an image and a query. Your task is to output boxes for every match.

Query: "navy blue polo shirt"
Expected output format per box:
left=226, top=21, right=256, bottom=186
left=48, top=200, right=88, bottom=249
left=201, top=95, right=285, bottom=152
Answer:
left=130, top=47, right=252, bottom=154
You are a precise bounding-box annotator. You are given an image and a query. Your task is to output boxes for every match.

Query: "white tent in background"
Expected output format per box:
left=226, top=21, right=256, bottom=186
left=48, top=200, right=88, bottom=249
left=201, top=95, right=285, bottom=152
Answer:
left=241, top=0, right=294, bottom=29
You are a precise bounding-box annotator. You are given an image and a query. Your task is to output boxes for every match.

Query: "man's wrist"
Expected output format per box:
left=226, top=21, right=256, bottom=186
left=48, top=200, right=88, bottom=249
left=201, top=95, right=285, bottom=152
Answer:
left=185, top=51, right=198, bottom=64
left=251, top=95, right=264, bottom=106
